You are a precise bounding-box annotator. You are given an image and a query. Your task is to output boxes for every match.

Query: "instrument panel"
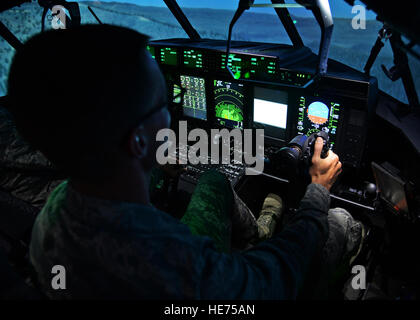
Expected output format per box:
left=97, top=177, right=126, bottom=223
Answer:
left=214, top=80, right=245, bottom=129
left=148, top=39, right=377, bottom=168
left=148, top=43, right=312, bottom=85
left=180, top=75, right=207, bottom=121
left=297, top=95, right=342, bottom=148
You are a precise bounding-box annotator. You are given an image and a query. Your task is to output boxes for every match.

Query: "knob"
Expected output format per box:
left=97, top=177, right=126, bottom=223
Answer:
left=364, top=183, right=377, bottom=200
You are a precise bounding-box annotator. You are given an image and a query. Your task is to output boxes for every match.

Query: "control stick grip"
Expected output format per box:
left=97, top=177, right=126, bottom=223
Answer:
left=308, top=131, right=330, bottom=159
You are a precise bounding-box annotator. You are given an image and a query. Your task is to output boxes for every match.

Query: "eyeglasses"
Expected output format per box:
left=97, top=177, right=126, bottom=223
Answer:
left=136, top=102, right=168, bottom=125
left=135, top=80, right=186, bottom=125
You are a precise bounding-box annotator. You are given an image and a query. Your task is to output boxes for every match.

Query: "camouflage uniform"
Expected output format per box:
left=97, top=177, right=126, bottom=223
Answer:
left=180, top=170, right=259, bottom=253
left=256, top=193, right=284, bottom=241
left=299, top=207, right=365, bottom=299
left=30, top=173, right=329, bottom=299
left=180, top=171, right=233, bottom=253
left=29, top=169, right=358, bottom=299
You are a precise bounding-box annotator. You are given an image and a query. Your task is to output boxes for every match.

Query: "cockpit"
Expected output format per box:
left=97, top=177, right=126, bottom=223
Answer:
left=0, top=0, right=419, bottom=301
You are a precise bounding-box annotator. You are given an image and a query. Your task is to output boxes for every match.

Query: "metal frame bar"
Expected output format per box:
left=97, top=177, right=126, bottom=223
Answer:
left=0, top=20, right=22, bottom=50
left=389, top=32, right=419, bottom=108
left=163, top=0, right=304, bottom=47
left=271, top=0, right=304, bottom=47
left=163, top=0, right=201, bottom=40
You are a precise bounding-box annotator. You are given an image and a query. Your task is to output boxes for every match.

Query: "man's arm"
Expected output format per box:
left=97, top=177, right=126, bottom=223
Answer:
left=197, top=138, right=342, bottom=299
left=197, top=183, right=328, bottom=299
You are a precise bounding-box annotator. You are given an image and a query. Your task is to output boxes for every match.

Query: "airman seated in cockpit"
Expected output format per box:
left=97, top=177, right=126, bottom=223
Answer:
left=6, top=24, right=364, bottom=299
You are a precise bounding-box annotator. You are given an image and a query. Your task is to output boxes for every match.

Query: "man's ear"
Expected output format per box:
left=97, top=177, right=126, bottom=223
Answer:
left=128, top=126, right=149, bottom=159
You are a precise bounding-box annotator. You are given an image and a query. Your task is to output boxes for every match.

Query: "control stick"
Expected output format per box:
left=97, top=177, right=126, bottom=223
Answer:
left=271, top=131, right=331, bottom=178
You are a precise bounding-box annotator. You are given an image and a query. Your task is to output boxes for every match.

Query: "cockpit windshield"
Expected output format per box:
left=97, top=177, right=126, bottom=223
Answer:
left=0, top=0, right=419, bottom=103
left=177, top=0, right=420, bottom=105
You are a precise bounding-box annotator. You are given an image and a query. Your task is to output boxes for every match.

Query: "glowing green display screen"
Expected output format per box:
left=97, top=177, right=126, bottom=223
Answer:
left=220, top=53, right=277, bottom=80
left=220, top=54, right=243, bottom=79
left=181, top=75, right=207, bottom=120
left=160, top=47, right=177, bottom=66
left=250, top=56, right=276, bottom=75
left=214, top=80, right=245, bottom=129
left=146, top=45, right=156, bottom=59
left=183, top=49, right=203, bottom=68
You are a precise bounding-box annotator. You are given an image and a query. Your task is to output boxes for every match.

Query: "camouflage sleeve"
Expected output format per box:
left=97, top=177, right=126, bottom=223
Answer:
left=181, top=170, right=233, bottom=253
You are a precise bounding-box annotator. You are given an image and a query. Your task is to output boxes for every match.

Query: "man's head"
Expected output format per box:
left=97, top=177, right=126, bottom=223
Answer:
left=7, top=24, right=170, bottom=182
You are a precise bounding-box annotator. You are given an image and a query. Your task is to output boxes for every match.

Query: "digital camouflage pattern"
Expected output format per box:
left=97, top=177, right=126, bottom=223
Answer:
left=256, top=193, right=284, bottom=241
left=180, top=170, right=233, bottom=253
left=150, top=168, right=259, bottom=252
left=29, top=172, right=336, bottom=299
left=298, top=207, right=365, bottom=299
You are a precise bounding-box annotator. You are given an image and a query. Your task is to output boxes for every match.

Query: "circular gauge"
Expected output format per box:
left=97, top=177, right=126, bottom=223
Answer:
left=214, top=86, right=244, bottom=122
left=307, top=101, right=329, bottom=125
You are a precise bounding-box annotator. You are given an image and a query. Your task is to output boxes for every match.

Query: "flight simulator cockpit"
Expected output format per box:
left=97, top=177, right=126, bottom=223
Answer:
left=147, top=36, right=376, bottom=204
left=0, top=0, right=420, bottom=301
left=141, top=1, right=420, bottom=300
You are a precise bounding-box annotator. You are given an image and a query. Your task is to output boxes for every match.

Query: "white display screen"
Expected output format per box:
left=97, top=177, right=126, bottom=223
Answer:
left=253, top=98, right=288, bottom=129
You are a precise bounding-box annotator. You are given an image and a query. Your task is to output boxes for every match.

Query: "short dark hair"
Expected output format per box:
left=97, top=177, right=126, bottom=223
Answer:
left=7, top=24, right=152, bottom=180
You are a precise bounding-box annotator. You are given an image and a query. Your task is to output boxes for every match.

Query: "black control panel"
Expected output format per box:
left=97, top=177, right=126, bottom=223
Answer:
left=175, top=144, right=246, bottom=193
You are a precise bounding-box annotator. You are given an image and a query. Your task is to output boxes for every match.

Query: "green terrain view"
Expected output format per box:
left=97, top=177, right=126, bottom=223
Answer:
left=215, top=103, right=243, bottom=122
